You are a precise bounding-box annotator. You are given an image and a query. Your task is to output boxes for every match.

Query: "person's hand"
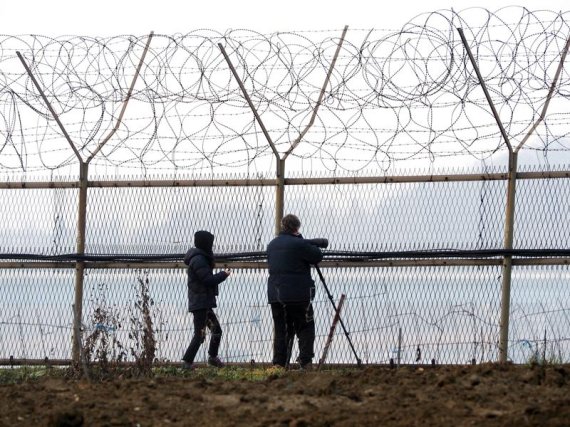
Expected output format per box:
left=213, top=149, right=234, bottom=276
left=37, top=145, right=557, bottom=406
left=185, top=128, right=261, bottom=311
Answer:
left=224, top=268, right=232, bottom=276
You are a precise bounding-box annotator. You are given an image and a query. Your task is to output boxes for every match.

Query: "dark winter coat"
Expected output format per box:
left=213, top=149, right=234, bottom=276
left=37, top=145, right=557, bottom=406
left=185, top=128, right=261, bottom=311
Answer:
left=267, top=232, right=323, bottom=303
left=184, top=248, right=228, bottom=312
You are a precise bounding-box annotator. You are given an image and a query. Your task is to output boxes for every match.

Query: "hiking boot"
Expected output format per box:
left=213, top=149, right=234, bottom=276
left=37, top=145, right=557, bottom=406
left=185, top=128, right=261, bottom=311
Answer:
left=181, top=361, right=195, bottom=370
left=208, top=356, right=225, bottom=368
left=299, top=361, right=313, bottom=371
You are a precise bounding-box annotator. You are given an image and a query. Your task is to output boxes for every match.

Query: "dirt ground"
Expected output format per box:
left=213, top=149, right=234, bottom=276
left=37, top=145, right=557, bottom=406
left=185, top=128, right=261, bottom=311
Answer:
left=0, top=363, right=569, bottom=426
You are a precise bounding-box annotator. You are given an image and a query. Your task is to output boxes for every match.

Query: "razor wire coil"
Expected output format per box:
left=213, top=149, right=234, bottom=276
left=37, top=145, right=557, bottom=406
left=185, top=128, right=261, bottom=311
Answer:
left=1, top=7, right=570, bottom=176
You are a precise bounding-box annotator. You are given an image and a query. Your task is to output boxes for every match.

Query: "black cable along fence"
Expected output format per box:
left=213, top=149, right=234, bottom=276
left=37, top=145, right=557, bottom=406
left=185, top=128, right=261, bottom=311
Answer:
left=0, top=7, right=569, bottom=366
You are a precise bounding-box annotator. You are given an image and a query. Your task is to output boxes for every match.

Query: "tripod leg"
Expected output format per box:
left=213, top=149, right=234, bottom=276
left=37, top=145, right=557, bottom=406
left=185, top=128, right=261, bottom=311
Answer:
left=315, top=265, right=362, bottom=366
left=318, top=294, right=346, bottom=370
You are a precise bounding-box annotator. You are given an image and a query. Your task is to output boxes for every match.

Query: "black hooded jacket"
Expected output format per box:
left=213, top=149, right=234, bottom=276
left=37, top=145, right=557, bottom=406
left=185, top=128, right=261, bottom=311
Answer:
left=266, top=232, right=323, bottom=303
left=184, top=231, right=228, bottom=312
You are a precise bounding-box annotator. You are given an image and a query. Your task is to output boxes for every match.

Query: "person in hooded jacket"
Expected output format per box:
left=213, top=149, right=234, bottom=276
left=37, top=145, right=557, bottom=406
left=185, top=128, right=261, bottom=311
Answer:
left=267, top=214, right=323, bottom=369
left=182, top=230, right=230, bottom=369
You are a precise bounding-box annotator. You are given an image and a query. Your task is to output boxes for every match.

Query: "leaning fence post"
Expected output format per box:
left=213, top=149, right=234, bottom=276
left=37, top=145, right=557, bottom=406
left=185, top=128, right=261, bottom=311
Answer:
left=282, top=25, right=349, bottom=161
left=87, top=32, right=154, bottom=163
left=16, top=52, right=81, bottom=159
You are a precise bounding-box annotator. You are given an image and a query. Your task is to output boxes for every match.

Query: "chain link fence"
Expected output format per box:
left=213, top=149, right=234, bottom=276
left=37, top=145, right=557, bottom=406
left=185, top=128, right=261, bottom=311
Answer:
left=1, top=7, right=570, bottom=366
left=1, top=168, right=569, bottom=365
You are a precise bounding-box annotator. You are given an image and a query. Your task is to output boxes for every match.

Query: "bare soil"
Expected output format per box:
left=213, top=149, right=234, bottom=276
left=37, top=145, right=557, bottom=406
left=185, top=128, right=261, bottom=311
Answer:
left=0, top=364, right=569, bottom=426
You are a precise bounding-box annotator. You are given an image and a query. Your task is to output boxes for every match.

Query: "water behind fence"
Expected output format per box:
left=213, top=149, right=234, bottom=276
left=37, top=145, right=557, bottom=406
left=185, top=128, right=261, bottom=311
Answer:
left=1, top=263, right=568, bottom=365
left=1, top=169, right=569, bottom=365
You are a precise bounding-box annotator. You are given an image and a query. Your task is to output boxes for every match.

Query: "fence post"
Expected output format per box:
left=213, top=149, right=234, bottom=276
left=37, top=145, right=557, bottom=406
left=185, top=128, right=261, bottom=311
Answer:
left=71, top=161, right=89, bottom=364
left=275, top=159, right=285, bottom=235
left=498, top=35, right=570, bottom=362
left=17, top=34, right=154, bottom=365
left=218, top=43, right=284, bottom=234
left=71, top=32, right=154, bottom=364
left=16, top=51, right=88, bottom=364
left=499, top=151, right=517, bottom=362
left=516, top=36, right=570, bottom=151
left=220, top=28, right=347, bottom=235
left=457, top=27, right=515, bottom=362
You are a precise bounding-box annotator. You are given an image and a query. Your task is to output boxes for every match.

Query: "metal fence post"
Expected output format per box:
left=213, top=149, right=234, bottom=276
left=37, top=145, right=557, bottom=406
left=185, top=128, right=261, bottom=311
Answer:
left=497, top=35, right=569, bottom=362
left=16, top=51, right=87, bottom=364
left=220, top=27, right=348, bottom=236
left=275, top=159, right=285, bottom=235
left=457, top=29, right=569, bottom=362
left=499, top=151, right=517, bottom=362
left=17, top=33, right=154, bottom=365
left=72, top=161, right=89, bottom=364
left=457, top=27, right=515, bottom=362
left=218, top=43, right=284, bottom=235
left=71, top=32, right=153, bottom=364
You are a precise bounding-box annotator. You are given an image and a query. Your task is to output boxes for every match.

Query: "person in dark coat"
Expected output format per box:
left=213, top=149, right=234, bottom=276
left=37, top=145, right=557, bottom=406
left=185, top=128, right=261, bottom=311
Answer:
left=182, top=230, right=231, bottom=369
left=267, top=214, right=323, bottom=369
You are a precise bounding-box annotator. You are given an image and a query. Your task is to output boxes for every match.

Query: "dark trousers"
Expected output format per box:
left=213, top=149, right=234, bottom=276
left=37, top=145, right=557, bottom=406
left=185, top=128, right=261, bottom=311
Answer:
left=182, top=308, right=222, bottom=363
left=270, top=302, right=315, bottom=367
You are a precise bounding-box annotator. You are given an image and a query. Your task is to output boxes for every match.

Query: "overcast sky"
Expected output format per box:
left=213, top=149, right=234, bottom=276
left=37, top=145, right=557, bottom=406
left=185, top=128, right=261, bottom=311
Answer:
left=1, top=0, right=569, bottom=36
left=1, top=0, right=569, bottom=173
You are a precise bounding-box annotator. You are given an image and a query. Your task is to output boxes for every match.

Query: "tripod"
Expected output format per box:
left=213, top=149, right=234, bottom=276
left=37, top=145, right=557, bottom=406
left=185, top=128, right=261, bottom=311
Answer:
left=285, top=264, right=362, bottom=367
left=315, top=264, right=362, bottom=366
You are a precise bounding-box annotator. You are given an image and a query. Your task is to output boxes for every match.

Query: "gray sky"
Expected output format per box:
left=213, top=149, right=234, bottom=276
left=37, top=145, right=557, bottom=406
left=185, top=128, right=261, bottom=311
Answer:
left=1, top=0, right=569, bottom=35
left=1, top=0, right=569, bottom=174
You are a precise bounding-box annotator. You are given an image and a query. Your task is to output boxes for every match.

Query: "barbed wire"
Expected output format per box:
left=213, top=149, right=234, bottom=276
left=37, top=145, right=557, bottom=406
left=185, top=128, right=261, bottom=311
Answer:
left=1, top=7, right=570, bottom=176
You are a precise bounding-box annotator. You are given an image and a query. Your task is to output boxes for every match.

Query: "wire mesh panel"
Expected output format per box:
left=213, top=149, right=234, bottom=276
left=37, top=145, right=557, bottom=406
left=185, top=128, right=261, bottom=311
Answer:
left=86, top=184, right=275, bottom=255
left=77, top=264, right=570, bottom=365
left=509, top=265, right=570, bottom=364
left=80, top=268, right=183, bottom=363
left=514, top=176, right=570, bottom=249
left=0, top=268, right=75, bottom=360
left=79, top=267, right=271, bottom=364
left=288, top=178, right=507, bottom=251
left=1, top=264, right=568, bottom=365
left=0, top=172, right=569, bottom=365
left=311, top=265, right=502, bottom=365
left=0, top=188, right=77, bottom=254
left=0, top=265, right=504, bottom=364
left=214, top=269, right=270, bottom=364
